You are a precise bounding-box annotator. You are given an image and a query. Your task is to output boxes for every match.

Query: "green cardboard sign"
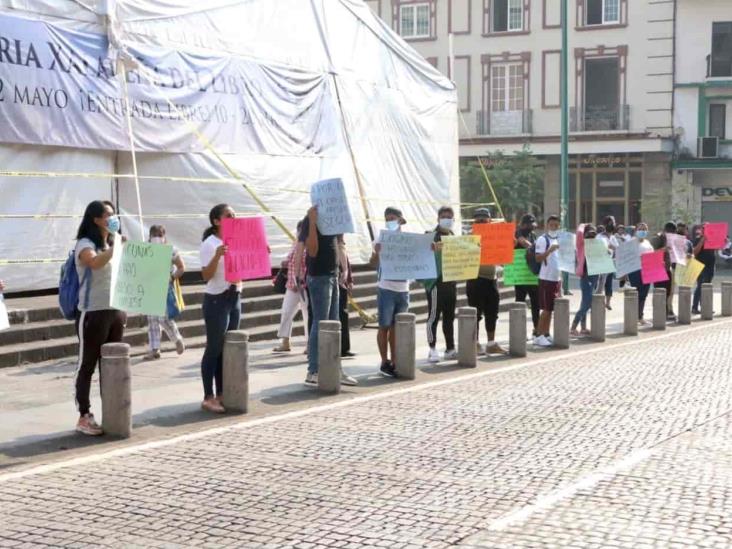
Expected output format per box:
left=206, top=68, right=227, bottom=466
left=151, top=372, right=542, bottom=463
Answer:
left=111, top=240, right=173, bottom=316
left=503, top=249, right=538, bottom=286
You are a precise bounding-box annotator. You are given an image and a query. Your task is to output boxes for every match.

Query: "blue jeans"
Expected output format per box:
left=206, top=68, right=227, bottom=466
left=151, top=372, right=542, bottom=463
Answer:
left=201, top=288, right=241, bottom=398
left=692, top=263, right=715, bottom=310
left=307, top=275, right=339, bottom=375
left=573, top=274, right=599, bottom=328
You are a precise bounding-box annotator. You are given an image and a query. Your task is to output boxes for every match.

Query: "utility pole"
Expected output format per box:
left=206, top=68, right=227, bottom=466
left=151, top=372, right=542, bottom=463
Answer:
left=560, top=0, right=570, bottom=293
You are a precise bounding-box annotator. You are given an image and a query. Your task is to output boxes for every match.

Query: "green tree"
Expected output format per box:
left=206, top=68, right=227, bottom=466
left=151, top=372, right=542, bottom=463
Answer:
left=460, top=145, right=544, bottom=222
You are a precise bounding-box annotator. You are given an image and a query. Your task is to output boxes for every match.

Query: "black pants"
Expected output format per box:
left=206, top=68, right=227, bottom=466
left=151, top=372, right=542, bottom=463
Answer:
left=693, top=263, right=715, bottom=310
left=339, top=286, right=350, bottom=353
left=426, top=281, right=457, bottom=350
left=515, top=285, right=540, bottom=331
left=75, top=309, right=127, bottom=416
left=466, top=278, right=500, bottom=339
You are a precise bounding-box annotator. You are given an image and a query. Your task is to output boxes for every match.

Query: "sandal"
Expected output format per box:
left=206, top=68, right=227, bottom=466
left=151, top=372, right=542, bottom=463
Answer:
left=273, top=345, right=292, bottom=353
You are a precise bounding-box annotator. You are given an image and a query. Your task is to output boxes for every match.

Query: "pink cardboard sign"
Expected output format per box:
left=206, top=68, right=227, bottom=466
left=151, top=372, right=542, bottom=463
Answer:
left=221, top=217, right=271, bottom=281
left=640, top=250, right=669, bottom=285
left=575, top=224, right=586, bottom=277
left=703, top=222, right=728, bottom=250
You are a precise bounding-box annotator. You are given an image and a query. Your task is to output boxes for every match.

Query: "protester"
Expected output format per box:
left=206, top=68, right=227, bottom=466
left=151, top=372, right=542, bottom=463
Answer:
left=301, top=206, right=357, bottom=386
left=616, top=224, right=632, bottom=243
left=73, top=200, right=125, bottom=436
left=199, top=204, right=241, bottom=413
left=337, top=235, right=356, bottom=358
left=425, top=206, right=458, bottom=362
left=274, top=221, right=308, bottom=353
left=145, top=225, right=186, bottom=360
left=533, top=215, right=561, bottom=347
left=653, top=222, right=677, bottom=321
left=372, top=207, right=410, bottom=377
left=691, top=224, right=716, bottom=315
left=514, top=214, right=541, bottom=337
left=626, top=222, right=654, bottom=325
left=571, top=224, right=600, bottom=336
left=466, top=208, right=506, bottom=355
left=598, top=216, right=619, bottom=310
left=720, top=237, right=732, bottom=267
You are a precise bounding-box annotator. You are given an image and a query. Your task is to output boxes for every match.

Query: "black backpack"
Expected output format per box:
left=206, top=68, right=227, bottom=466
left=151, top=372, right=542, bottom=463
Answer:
left=525, top=235, right=550, bottom=275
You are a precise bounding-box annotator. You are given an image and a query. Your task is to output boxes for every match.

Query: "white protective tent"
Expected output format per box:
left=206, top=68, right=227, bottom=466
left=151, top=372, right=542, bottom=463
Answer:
left=0, top=0, right=458, bottom=292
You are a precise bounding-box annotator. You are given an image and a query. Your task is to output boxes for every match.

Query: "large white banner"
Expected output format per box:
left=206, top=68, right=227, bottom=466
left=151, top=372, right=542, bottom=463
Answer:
left=0, top=13, right=338, bottom=154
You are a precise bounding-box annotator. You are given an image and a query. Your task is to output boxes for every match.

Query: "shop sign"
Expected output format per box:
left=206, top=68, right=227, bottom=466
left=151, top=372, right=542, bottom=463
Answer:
left=702, top=187, right=732, bottom=202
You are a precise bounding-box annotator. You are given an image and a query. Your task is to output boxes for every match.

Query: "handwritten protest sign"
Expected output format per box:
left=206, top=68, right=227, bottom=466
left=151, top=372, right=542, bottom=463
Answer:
left=557, top=231, right=576, bottom=273
left=584, top=238, right=615, bottom=276
left=675, top=257, right=705, bottom=287
left=310, top=178, right=355, bottom=236
left=0, top=295, right=9, bottom=331
left=666, top=233, right=688, bottom=265
left=441, top=236, right=481, bottom=282
left=379, top=231, right=437, bottom=281
left=614, top=239, right=641, bottom=278
left=221, top=217, right=271, bottom=281
left=472, top=222, right=515, bottom=265
left=111, top=240, right=173, bottom=316
left=503, top=249, right=539, bottom=286
left=703, top=222, right=728, bottom=250
left=641, top=250, right=669, bottom=284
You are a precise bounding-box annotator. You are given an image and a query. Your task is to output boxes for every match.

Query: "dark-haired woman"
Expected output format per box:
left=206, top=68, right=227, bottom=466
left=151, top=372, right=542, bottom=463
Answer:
left=571, top=224, right=600, bottom=336
left=74, top=200, right=125, bottom=436
left=199, top=203, right=241, bottom=413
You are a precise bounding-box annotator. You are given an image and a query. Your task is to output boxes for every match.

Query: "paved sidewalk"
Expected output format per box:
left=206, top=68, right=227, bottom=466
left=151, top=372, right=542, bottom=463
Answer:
left=1, top=298, right=732, bottom=546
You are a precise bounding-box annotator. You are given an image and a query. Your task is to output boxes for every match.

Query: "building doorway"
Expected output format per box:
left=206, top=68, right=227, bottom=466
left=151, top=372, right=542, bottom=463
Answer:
left=584, top=58, right=620, bottom=130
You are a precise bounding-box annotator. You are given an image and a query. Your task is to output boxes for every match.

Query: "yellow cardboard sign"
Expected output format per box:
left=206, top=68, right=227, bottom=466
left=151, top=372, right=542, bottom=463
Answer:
left=441, top=235, right=481, bottom=282
left=674, top=257, right=705, bottom=287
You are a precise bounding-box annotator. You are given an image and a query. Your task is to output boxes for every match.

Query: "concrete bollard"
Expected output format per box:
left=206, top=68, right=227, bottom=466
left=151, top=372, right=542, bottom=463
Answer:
left=652, top=288, right=667, bottom=331
left=722, top=282, right=732, bottom=317
left=553, top=298, right=570, bottom=349
left=457, top=307, right=478, bottom=368
left=678, top=286, right=692, bottom=325
left=394, top=313, right=416, bottom=380
left=624, top=288, right=639, bottom=336
left=222, top=330, right=249, bottom=413
left=701, top=283, right=714, bottom=320
left=100, top=342, right=131, bottom=438
left=590, top=294, right=606, bottom=342
left=317, top=320, right=341, bottom=394
left=509, top=303, right=527, bottom=357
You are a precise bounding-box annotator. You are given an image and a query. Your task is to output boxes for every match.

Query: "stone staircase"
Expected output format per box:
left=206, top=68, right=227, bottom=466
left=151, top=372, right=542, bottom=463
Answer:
left=0, top=269, right=515, bottom=368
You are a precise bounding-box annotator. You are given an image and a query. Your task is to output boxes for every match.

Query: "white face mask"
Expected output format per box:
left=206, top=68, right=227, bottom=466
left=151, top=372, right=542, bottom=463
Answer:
left=150, top=236, right=165, bottom=244
left=547, top=230, right=559, bottom=238
left=385, top=220, right=400, bottom=231
left=439, top=218, right=454, bottom=230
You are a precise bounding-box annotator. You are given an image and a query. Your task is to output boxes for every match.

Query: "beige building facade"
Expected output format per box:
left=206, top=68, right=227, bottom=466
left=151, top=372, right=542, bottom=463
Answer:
left=366, top=0, right=686, bottom=227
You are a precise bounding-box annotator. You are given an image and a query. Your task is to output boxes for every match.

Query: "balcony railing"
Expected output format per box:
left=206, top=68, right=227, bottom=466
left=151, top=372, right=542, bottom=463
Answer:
left=706, top=54, right=732, bottom=78
left=570, top=105, right=629, bottom=132
left=475, top=109, right=532, bottom=136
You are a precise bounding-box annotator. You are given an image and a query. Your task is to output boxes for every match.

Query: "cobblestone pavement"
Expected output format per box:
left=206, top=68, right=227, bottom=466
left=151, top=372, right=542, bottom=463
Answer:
left=2, top=319, right=732, bottom=548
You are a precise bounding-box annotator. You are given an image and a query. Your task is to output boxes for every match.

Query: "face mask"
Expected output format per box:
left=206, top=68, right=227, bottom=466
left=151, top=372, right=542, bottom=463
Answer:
left=439, top=218, right=454, bottom=230
left=150, top=236, right=164, bottom=244
left=547, top=230, right=559, bottom=238
left=385, top=220, right=400, bottom=231
left=107, top=215, right=120, bottom=234
left=636, top=230, right=648, bottom=239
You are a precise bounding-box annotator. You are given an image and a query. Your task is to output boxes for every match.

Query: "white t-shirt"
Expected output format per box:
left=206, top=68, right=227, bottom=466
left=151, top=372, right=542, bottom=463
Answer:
left=598, top=233, right=619, bottom=257
left=374, top=231, right=410, bottom=293
left=200, top=235, right=230, bottom=295
left=535, top=233, right=561, bottom=282
left=637, top=238, right=654, bottom=255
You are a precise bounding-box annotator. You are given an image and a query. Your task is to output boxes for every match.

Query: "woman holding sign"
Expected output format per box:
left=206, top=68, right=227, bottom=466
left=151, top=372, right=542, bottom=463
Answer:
left=199, top=204, right=241, bottom=414
left=571, top=224, right=600, bottom=336
left=626, top=222, right=655, bottom=325
left=73, top=200, right=126, bottom=436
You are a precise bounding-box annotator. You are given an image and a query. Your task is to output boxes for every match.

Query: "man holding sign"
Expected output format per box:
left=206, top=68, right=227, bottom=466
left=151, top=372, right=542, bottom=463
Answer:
left=533, top=215, right=562, bottom=348
left=691, top=224, right=718, bottom=315
left=310, top=178, right=355, bottom=236
left=466, top=208, right=506, bottom=355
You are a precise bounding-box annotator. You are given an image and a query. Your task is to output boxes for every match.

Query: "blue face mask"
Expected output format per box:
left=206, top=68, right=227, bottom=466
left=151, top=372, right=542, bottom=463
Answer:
left=636, top=230, right=647, bottom=239
left=385, top=220, right=400, bottom=231
left=439, top=218, right=454, bottom=230
left=107, top=215, right=120, bottom=234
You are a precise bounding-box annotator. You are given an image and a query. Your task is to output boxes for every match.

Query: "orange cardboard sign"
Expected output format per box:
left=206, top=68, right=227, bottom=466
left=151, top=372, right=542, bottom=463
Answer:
left=472, top=222, right=516, bottom=265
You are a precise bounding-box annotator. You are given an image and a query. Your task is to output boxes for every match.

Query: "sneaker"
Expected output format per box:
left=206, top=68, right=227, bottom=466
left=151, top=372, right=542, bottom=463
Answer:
left=666, top=313, right=677, bottom=322
left=533, top=335, right=552, bottom=347
left=175, top=338, right=185, bottom=355
left=340, top=372, right=358, bottom=386
left=443, top=349, right=458, bottom=360
left=544, top=335, right=554, bottom=344
left=485, top=343, right=507, bottom=355
left=304, top=373, right=318, bottom=385
left=144, top=350, right=161, bottom=361
left=476, top=343, right=485, bottom=356
left=380, top=361, right=397, bottom=378
left=638, top=319, right=651, bottom=326
left=273, top=345, right=291, bottom=353
left=76, top=413, right=103, bottom=436
left=341, top=351, right=357, bottom=358
left=201, top=398, right=225, bottom=414
left=427, top=348, right=440, bottom=363
left=691, top=309, right=701, bottom=315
